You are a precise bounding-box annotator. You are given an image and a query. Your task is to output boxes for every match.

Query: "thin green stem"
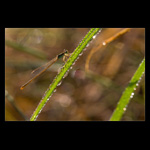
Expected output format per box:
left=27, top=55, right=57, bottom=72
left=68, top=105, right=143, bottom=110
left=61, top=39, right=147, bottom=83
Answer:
left=30, top=28, right=101, bottom=121
left=110, top=58, right=145, bottom=121
left=5, top=40, right=47, bottom=59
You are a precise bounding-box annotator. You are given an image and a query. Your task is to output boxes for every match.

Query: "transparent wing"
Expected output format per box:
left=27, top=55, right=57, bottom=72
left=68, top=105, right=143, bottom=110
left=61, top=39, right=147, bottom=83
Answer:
left=31, top=59, right=55, bottom=77
left=20, top=56, right=58, bottom=90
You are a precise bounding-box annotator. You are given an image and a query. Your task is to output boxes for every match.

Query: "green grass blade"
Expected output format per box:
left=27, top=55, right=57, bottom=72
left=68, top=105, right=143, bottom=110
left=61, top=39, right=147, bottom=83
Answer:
left=110, top=58, right=145, bottom=121
left=5, top=40, right=47, bottom=59
left=30, top=28, right=101, bottom=121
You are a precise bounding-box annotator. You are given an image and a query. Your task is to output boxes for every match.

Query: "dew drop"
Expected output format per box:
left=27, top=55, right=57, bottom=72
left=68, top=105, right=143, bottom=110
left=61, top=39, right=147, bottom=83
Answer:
left=79, top=52, right=83, bottom=56
left=47, top=96, right=51, bottom=101
left=72, top=62, right=76, bottom=66
left=93, top=35, right=96, bottom=38
left=47, top=97, right=50, bottom=101
left=102, top=42, right=106, bottom=46
left=138, top=78, right=142, bottom=83
left=57, top=81, right=62, bottom=86
left=131, top=92, right=134, bottom=96
left=63, top=71, right=69, bottom=78
left=39, top=109, right=42, bottom=114
left=123, top=107, right=126, bottom=111
left=86, top=43, right=89, bottom=47
left=83, top=48, right=87, bottom=51
left=99, top=28, right=102, bottom=33
left=142, top=71, right=145, bottom=75
left=130, top=93, right=134, bottom=99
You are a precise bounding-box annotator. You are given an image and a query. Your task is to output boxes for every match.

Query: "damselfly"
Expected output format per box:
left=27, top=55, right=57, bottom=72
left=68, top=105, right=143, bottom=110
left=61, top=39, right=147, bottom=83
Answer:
left=20, top=49, right=71, bottom=90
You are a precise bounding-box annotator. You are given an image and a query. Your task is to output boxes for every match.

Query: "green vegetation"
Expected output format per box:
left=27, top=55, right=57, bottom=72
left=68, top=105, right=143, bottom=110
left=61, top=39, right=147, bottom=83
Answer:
left=110, top=58, right=145, bottom=121
left=30, top=28, right=101, bottom=121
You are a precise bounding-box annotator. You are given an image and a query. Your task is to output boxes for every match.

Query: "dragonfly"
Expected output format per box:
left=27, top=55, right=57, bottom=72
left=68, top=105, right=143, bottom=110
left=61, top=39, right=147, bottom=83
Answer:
left=20, top=49, right=71, bottom=90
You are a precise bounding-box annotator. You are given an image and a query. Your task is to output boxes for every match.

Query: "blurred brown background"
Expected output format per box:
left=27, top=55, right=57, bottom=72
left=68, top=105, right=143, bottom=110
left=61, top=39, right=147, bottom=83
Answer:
left=5, top=28, right=145, bottom=121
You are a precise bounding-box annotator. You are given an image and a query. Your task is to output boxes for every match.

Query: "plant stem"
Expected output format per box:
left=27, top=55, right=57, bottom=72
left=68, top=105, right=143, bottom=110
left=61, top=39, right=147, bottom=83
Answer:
left=5, top=40, right=47, bottom=59
left=30, top=28, right=101, bottom=121
left=109, top=58, right=145, bottom=121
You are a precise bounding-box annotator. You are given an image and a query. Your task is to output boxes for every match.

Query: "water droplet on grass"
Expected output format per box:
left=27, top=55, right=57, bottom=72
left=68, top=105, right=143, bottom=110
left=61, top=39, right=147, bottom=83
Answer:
left=63, top=71, right=69, bottom=78
left=79, top=52, right=83, bottom=56
left=123, top=107, right=126, bottom=111
left=93, top=29, right=102, bottom=39
left=86, top=43, right=89, bottom=47
left=47, top=97, right=50, bottom=101
left=102, top=42, right=106, bottom=46
left=130, top=92, right=134, bottom=99
left=57, top=81, right=62, bottom=86
left=72, top=62, right=76, bottom=66
left=83, top=48, right=87, bottom=51
left=93, top=35, right=96, bottom=39
left=99, top=28, right=102, bottom=32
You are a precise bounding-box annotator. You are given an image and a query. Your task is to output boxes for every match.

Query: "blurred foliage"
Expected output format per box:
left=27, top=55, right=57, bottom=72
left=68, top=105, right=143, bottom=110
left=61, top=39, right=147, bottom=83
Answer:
left=5, top=28, right=145, bottom=121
